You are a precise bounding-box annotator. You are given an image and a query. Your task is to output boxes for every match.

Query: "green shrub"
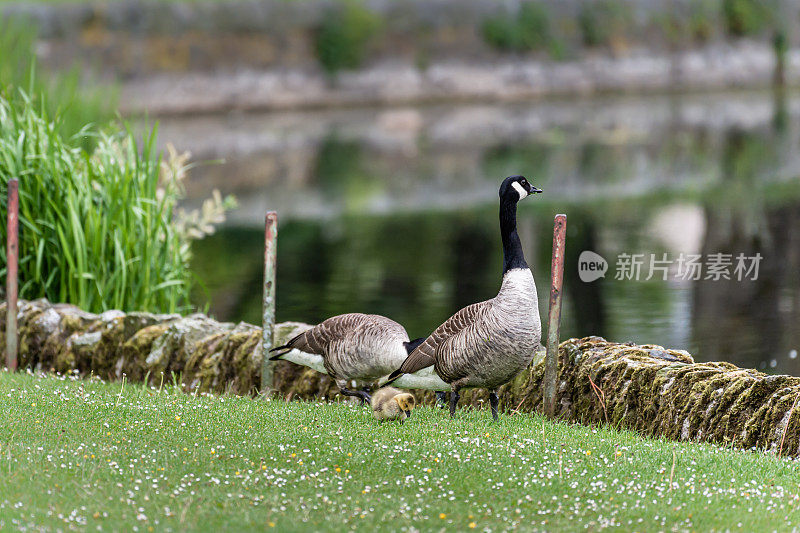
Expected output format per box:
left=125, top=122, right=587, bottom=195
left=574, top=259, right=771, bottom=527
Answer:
left=0, top=91, right=234, bottom=313
left=578, top=3, right=603, bottom=47
left=722, top=0, right=769, bottom=37
left=689, top=0, right=717, bottom=43
left=315, top=2, right=382, bottom=74
left=651, top=0, right=718, bottom=46
left=482, top=2, right=553, bottom=53
left=518, top=2, right=553, bottom=50
left=652, top=12, right=685, bottom=47
left=482, top=13, right=518, bottom=51
left=578, top=0, right=633, bottom=47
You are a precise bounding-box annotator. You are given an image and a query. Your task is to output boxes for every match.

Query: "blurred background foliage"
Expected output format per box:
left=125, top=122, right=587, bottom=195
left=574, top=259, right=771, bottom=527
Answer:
left=482, top=3, right=555, bottom=54
left=315, top=1, right=383, bottom=74
left=722, top=0, right=772, bottom=37
left=0, top=17, right=115, bottom=141
left=477, top=0, right=781, bottom=56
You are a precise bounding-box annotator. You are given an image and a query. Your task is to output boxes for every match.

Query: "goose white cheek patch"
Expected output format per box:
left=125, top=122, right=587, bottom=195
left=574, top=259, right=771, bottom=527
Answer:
left=512, top=181, right=528, bottom=199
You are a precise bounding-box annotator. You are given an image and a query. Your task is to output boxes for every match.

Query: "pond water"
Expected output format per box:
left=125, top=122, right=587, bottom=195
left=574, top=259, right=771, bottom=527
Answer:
left=158, top=91, right=800, bottom=374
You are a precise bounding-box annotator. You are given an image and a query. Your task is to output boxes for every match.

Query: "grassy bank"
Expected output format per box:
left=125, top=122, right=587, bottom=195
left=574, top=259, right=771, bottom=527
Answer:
left=1, top=371, right=800, bottom=531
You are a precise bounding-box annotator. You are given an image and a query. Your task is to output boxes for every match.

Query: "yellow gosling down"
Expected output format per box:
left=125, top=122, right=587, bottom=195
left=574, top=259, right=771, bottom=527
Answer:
left=371, top=387, right=416, bottom=422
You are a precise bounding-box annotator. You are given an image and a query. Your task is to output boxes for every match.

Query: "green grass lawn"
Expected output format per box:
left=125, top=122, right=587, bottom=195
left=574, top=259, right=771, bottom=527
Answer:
left=2, top=371, right=800, bottom=531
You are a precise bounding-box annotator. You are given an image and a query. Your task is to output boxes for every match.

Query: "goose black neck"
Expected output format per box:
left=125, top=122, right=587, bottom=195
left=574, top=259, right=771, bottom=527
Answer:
left=500, top=196, right=527, bottom=273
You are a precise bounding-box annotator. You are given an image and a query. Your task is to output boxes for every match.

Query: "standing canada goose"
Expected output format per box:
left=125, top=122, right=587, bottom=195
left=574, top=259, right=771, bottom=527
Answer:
left=385, top=175, right=543, bottom=420
left=371, top=387, right=416, bottom=421
left=269, top=313, right=428, bottom=403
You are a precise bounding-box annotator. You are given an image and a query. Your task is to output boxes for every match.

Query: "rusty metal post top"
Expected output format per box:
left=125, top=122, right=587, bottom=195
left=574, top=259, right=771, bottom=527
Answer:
left=266, top=211, right=277, bottom=222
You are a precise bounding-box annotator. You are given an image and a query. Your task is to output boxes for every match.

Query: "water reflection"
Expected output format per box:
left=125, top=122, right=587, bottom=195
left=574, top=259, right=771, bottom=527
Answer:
left=181, top=91, right=800, bottom=374
left=192, top=189, right=800, bottom=374
left=693, top=202, right=800, bottom=371
left=162, top=91, right=800, bottom=222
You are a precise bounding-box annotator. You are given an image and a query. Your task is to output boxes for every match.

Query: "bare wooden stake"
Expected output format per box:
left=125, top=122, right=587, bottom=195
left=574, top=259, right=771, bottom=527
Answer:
left=5, top=179, right=19, bottom=372
left=261, top=211, right=278, bottom=391
left=544, top=213, right=566, bottom=417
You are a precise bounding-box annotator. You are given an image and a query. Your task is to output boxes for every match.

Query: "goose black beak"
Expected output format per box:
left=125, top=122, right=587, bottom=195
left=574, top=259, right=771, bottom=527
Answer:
left=530, top=186, right=543, bottom=194
left=404, top=410, right=412, bottom=418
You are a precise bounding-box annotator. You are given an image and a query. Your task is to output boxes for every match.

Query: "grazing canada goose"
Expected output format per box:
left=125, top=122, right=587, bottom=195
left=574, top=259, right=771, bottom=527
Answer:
left=386, top=175, right=543, bottom=420
left=276, top=344, right=451, bottom=392
left=371, top=387, right=416, bottom=421
left=269, top=313, right=428, bottom=403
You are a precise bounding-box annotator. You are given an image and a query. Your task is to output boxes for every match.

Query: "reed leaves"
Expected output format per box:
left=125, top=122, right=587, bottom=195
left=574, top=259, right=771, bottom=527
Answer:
left=0, top=90, right=233, bottom=314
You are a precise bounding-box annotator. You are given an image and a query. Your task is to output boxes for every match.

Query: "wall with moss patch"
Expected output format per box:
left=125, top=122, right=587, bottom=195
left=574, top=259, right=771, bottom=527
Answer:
left=3, top=298, right=800, bottom=456
left=7, top=0, right=794, bottom=74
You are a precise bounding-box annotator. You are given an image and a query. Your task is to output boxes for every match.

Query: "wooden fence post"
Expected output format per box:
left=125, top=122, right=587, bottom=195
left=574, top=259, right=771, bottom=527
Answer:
left=544, top=214, right=566, bottom=417
left=261, top=211, right=278, bottom=391
left=6, top=179, right=19, bottom=372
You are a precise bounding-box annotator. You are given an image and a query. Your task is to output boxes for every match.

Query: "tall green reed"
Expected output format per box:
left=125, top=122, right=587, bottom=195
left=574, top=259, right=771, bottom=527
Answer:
left=0, top=90, right=233, bottom=314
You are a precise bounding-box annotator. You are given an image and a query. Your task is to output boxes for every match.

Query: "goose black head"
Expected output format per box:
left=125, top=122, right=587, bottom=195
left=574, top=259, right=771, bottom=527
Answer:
left=499, top=175, right=542, bottom=202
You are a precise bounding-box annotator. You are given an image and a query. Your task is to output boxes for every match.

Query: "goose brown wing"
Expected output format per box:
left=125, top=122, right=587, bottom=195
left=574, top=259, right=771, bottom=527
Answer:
left=286, top=313, right=370, bottom=355
left=396, top=301, right=490, bottom=375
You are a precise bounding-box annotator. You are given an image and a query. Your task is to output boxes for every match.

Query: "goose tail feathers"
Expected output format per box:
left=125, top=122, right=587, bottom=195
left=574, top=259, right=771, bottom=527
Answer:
left=382, top=369, right=404, bottom=386
left=268, top=330, right=307, bottom=360
left=268, top=348, right=292, bottom=361
left=383, top=344, right=434, bottom=385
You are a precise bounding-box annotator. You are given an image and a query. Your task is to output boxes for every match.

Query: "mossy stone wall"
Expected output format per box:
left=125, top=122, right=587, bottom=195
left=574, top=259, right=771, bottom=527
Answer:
left=3, top=298, right=799, bottom=456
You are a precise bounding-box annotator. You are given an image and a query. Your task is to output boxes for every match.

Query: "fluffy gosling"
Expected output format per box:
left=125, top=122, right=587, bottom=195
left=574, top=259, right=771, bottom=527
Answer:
left=371, top=387, right=416, bottom=421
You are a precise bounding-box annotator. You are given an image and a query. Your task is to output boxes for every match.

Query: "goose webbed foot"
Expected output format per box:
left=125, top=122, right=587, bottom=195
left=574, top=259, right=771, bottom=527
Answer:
left=489, top=391, right=499, bottom=421
left=435, top=391, right=448, bottom=408
left=341, top=387, right=371, bottom=405
left=449, top=390, right=460, bottom=418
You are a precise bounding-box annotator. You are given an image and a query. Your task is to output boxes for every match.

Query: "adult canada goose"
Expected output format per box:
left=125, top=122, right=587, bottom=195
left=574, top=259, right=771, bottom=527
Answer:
left=269, top=313, right=428, bottom=403
left=371, top=387, right=416, bottom=421
left=385, top=175, right=543, bottom=420
left=274, top=344, right=451, bottom=392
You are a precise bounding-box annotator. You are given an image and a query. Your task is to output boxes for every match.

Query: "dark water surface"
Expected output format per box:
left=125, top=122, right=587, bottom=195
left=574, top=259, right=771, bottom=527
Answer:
left=169, top=91, right=800, bottom=374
